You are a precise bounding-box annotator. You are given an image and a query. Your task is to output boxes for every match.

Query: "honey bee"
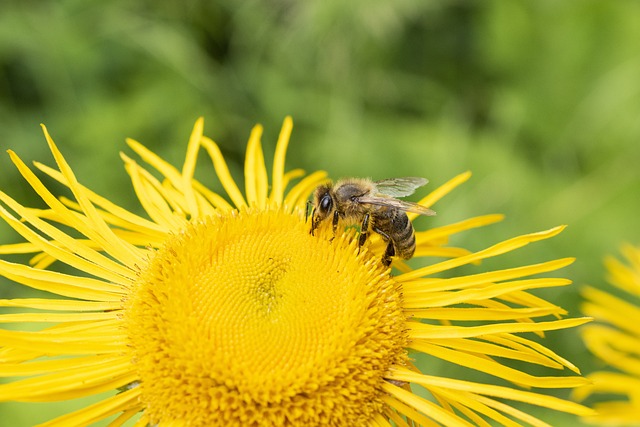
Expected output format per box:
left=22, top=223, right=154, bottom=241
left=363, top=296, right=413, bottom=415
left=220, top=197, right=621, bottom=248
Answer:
left=309, top=177, right=435, bottom=266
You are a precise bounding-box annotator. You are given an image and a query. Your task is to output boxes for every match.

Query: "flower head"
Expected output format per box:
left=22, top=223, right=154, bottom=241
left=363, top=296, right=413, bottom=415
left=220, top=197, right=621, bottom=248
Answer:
left=574, top=244, right=640, bottom=425
left=0, top=117, right=593, bottom=426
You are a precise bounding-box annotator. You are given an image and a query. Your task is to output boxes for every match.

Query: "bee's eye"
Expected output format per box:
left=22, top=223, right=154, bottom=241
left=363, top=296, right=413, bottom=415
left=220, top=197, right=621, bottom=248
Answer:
left=320, top=194, right=332, bottom=212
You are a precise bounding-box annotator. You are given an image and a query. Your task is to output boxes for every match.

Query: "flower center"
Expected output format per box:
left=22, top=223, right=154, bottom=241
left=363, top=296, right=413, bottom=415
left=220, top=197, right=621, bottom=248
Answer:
left=125, top=209, right=407, bottom=426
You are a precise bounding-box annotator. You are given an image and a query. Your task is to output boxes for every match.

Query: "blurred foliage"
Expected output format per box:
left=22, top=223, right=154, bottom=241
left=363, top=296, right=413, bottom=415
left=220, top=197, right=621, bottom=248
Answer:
left=1, top=0, right=639, bottom=425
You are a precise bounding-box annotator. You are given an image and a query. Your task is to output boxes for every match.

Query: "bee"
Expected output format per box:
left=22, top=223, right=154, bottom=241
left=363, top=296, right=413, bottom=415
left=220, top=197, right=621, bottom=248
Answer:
left=309, top=177, right=435, bottom=266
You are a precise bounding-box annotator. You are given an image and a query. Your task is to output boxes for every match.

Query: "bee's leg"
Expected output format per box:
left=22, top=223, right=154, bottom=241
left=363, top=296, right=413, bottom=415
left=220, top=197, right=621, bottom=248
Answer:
left=357, top=213, right=370, bottom=253
left=374, top=227, right=395, bottom=266
left=381, top=242, right=396, bottom=267
left=331, top=210, right=340, bottom=239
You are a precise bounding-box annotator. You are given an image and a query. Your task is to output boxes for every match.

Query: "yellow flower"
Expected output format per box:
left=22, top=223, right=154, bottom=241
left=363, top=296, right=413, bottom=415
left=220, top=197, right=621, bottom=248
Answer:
left=574, top=244, right=640, bottom=425
left=0, top=117, right=593, bottom=426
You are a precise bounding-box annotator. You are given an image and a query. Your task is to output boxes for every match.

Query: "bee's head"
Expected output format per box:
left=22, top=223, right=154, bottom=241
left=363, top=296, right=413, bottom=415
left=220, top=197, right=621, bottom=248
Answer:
left=308, top=183, right=334, bottom=236
left=313, top=184, right=334, bottom=220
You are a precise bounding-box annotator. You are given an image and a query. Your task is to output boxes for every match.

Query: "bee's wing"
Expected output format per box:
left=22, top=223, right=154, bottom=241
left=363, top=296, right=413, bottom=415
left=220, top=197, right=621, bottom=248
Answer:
left=357, top=195, right=436, bottom=216
left=374, top=177, right=428, bottom=197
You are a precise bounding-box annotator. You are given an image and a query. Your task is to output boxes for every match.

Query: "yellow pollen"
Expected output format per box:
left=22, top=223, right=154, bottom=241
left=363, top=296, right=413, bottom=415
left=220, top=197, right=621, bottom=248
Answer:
left=125, top=209, right=408, bottom=426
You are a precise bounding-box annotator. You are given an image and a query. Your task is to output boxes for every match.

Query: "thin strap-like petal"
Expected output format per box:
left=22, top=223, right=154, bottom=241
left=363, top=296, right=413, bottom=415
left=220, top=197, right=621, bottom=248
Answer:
left=270, top=116, right=293, bottom=206
left=181, top=117, right=205, bottom=218
left=200, top=136, right=247, bottom=209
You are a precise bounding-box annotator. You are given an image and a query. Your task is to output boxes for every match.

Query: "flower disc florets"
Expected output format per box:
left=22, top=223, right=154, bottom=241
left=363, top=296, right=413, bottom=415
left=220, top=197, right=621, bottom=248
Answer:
left=125, top=208, right=408, bottom=426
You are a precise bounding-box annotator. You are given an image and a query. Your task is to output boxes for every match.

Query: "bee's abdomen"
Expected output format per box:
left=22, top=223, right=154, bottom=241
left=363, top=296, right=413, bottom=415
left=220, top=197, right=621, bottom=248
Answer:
left=391, top=212, right=416, bottom=260
left=371, top=208, right=417, bottom=261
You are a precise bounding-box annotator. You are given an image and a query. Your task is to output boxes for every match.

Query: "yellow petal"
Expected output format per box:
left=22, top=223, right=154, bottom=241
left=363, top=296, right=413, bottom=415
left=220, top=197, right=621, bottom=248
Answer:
left=244, top=123, right=268, bottom=207
left=605, top=252, right=640, bottom=296
left=472, top=394, right=551, bottom=427
left=382, top=382, right=474, bottom=427
left=415, top=214, right=504, bottom=245
left=181, top=117, right=205, bottom=217
left=36, top=388, right=141, bottom=427
left=400, top=226, right=569, bottom=281
left=41, top=126, right=143, bottom=267
left=582, top=285, right=640, bottom=336
left=283, top=170, right=329, bottom=213
left=121, top=154, right=187, bottom=228
left=581, top=325, right=640, bottom=375
left=491, top=333, right=581, bottom=374
left=408, top=340, right=589, bottom=389
left=408, top=317, right=591, bottom=339
left=0, top=322, right=123, bottom=355
left=390, top=368, right=595, bottom=416
left=269, top=116, right=293, bottom=206
left=191, top=179, right=234, bottom=212
left=408, top=171, right=472, bottom=221
left=0, top=259, right=124, bottom=301
left=0, top=175, right=138, bottom=282
left=125, top=137, right=194, bottom=200
left=404, top=277, right=572, bottom=308
left=0, top=298, right=120, bottom=311
left=433, top=387, right=521, bottom=427
left=106, top=407, right=142, bottom=427
left=405, top=306, right=563, bottom=321
left=0, top=311, right=117, bottom=323
left=200, top=136, right=247, bottom=208
left=420, top=337, right=565, bottom=368
left=34, top=162, right=169, bottom=234
left=0, top=354, right=125, bottom=377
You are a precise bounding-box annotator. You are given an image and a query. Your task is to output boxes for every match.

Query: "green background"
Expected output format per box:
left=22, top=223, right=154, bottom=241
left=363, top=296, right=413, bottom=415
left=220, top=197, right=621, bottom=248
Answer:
left=1, top=1, right=639, bottom=425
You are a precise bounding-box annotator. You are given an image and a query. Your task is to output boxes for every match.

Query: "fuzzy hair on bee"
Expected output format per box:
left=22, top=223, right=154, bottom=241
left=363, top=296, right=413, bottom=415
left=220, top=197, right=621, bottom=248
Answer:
left=308, top=177, right=435, bottom=266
